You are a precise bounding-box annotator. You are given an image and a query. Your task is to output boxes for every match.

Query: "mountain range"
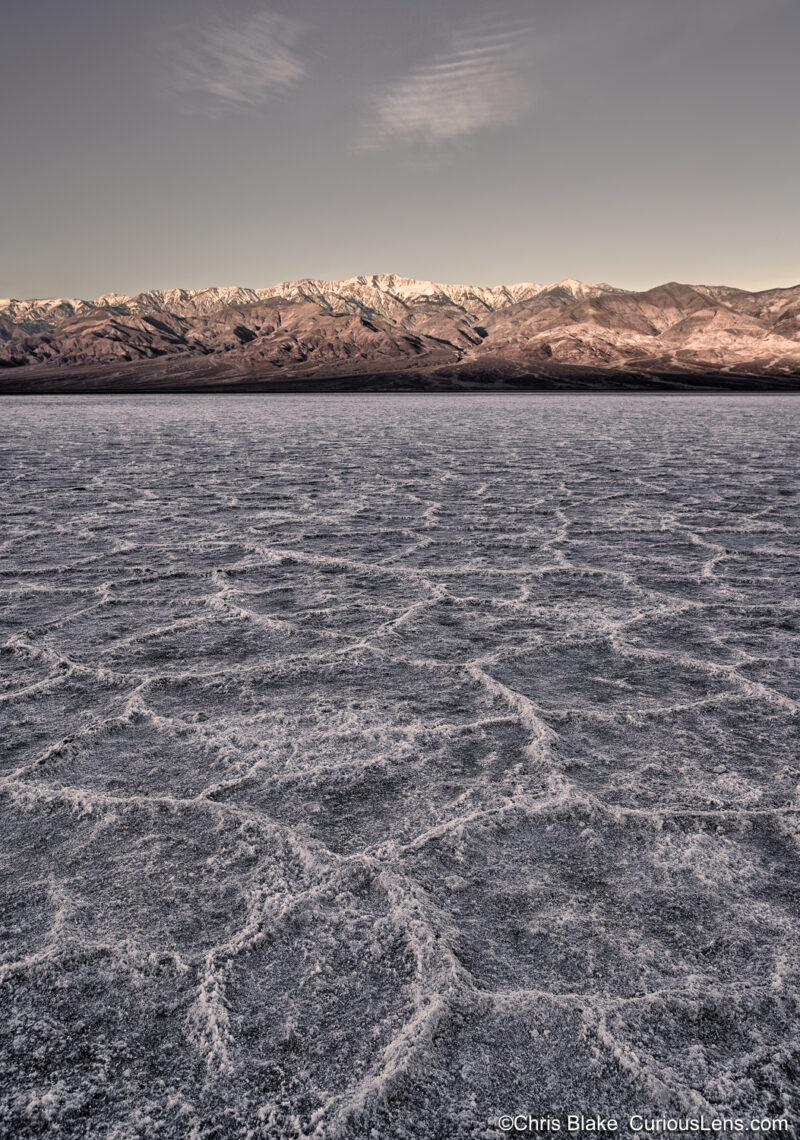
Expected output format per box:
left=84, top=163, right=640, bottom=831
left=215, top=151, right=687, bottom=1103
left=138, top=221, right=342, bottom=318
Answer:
left=2, top=274, right=800, bottom=392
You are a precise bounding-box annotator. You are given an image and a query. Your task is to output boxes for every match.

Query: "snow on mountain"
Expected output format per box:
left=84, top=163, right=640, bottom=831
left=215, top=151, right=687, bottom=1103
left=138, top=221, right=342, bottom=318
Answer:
left=0, top=275, right=624, bottom=330
left=1, top=275, right=799, bottom=384
left=0, top=296, right=94, bottom=332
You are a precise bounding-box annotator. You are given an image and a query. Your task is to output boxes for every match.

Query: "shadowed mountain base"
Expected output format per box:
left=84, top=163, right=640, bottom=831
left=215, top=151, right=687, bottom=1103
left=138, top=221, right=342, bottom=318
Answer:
left=1, top=361, right=799, bottom=394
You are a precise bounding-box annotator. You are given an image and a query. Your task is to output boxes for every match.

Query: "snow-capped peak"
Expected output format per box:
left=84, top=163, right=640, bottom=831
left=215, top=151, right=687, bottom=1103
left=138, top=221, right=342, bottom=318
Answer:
left=0, top=274, right=625, bottom=332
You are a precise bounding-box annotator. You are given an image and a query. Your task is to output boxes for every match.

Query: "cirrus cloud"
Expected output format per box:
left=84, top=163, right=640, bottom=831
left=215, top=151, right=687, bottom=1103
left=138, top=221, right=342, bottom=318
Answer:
left=161, top=9, right=309, bottom=113
left=360, top=18, right=538, bottom=149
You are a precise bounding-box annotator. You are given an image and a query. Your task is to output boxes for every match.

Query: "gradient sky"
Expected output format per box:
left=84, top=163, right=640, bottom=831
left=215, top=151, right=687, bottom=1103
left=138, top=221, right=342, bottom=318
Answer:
left=2, top=0, right=799, bottom=299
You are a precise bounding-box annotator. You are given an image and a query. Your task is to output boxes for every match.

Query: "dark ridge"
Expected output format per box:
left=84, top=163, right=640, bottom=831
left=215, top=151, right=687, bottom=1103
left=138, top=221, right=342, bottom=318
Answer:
left=1, top=363, right=799, bottom=396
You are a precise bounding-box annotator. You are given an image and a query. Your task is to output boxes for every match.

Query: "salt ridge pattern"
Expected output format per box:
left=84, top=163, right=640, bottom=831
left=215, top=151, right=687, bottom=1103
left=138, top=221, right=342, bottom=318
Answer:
left=0, top=394, right=798, bottom=1139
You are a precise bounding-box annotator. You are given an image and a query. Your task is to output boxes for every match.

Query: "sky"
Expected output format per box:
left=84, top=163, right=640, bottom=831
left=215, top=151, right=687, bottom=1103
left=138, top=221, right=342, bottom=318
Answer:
left=1, top=0, right=799, bottom=299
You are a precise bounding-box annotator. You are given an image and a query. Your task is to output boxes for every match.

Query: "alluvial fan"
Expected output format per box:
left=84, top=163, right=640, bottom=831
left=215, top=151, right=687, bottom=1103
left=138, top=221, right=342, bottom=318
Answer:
left=0, top=394, right=798, bottom=1140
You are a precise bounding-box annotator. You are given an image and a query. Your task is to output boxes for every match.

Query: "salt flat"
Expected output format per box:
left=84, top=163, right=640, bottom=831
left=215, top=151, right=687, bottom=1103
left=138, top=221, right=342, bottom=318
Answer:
left=1, top=394, right=798, bottom=1139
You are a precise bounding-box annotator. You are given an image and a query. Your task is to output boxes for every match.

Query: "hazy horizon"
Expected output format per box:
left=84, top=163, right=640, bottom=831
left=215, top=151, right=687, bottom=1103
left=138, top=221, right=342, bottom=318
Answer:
left=2, top=0, right=799, bottom=299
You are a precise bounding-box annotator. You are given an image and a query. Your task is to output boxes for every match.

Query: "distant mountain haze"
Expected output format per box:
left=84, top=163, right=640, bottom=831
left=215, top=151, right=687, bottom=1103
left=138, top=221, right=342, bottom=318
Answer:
left=2, top=275, right=800, bottom=391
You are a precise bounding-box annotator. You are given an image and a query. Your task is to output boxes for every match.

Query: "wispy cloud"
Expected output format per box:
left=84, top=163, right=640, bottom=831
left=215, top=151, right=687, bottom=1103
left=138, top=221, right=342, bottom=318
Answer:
left=360, top=18, right=537, bottom=149
left=161, top=9, right=309, bottom=113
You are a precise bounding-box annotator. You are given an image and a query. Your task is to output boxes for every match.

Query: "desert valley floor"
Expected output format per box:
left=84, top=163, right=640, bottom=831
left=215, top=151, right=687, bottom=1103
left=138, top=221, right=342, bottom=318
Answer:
left=1, top=394, right=798, bottom=1139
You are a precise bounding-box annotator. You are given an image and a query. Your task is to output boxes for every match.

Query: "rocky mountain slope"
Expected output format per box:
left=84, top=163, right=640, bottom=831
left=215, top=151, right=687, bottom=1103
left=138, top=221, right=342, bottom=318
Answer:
left=2, top=274, right=799, bottom=390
